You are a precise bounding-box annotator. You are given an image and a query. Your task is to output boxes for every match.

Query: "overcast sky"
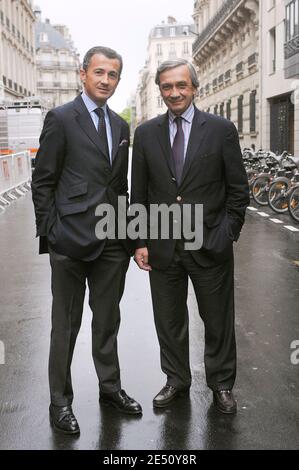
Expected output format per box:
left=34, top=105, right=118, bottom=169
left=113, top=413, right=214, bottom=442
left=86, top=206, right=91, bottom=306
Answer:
left=35, top=0, right=194, bottom=112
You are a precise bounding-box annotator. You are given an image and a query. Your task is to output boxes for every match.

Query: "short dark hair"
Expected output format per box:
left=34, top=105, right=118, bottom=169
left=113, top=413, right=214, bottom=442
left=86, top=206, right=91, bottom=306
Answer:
left=82, top=46, right=123, bottom=76
left=155, top=59, right=199, bottom=88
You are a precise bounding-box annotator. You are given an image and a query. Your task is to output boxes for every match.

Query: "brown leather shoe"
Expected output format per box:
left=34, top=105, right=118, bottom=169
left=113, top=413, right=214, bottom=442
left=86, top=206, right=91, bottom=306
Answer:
left=49, top=404, right=80, bottom=434
left=213, top=390, right=237, bottom=414
left=153, top=385, right=190, bottom=408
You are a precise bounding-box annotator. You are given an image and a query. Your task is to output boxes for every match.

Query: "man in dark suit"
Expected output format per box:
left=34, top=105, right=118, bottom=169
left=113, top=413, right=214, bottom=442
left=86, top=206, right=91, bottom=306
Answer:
left=131, top=59, right=250, bottom=414
left=32, top=46, right=142, bottom=435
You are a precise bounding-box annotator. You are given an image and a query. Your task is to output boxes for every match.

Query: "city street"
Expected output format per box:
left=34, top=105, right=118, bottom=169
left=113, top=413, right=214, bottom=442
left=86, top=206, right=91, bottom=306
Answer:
left=0, top=190, right=298, bottom=450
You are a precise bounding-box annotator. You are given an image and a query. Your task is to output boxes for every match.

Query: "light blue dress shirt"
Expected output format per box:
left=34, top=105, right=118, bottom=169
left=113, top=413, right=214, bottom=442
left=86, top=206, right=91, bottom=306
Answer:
left=81, top=91, right=113, bottom=162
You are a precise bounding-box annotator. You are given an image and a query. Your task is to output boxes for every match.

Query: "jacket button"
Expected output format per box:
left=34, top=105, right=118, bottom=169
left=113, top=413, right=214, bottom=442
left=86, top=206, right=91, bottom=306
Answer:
left=176, top=196, right=182, bottom=202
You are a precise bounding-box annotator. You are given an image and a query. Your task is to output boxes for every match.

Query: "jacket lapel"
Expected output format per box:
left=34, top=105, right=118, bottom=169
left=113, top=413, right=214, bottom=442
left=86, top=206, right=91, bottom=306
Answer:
left=157, top=113, right=176, bottom=178
left=180, top=108, right=207, bottom=186
left=108, top=107, right=121, bottom=163
left=74, top=95, right=111, bottom=164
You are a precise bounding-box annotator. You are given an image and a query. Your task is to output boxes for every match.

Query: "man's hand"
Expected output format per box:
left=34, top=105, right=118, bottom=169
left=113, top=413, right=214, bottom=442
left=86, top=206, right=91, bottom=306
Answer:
left=134, top=248, right=152, bottom=271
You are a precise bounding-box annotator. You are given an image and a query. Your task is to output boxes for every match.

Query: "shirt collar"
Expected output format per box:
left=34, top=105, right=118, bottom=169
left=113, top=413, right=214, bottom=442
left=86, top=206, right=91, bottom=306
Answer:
left=81, top=91, right=108, bottom=116
left=168, top=103, right=195, bottom=124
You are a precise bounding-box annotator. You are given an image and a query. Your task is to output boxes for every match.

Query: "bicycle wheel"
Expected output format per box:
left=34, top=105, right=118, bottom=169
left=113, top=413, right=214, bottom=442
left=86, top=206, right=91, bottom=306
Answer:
left=268, top=178, right=290, bottom=213
left=288, top=185, right=299, bottom=223
left=252, top=174, right=271, bottom=205
left=247, top=169, right=258, bottom=198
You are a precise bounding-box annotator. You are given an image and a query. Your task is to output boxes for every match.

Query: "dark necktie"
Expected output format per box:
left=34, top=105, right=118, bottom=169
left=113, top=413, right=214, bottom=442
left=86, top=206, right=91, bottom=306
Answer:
left=94, top=107, right=110, bottom=161
left=172, top=116, right=185, bottom=184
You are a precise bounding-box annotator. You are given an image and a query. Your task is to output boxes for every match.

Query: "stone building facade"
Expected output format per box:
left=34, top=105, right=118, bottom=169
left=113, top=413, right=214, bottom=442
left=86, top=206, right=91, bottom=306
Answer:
left=192, top=0, right=260, bottom=149
left=0, top=0, right=36, bottom=100
left=34, top=7, right=81, bottom=108
left=135, top=16, right=197, bottom=125
left=260, top=0, right=299, bottom=156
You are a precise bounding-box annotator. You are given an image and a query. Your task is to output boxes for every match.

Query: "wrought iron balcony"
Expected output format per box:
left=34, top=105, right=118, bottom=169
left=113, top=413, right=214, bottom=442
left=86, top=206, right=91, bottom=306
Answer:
left=193, top=0, right=243, bottom=55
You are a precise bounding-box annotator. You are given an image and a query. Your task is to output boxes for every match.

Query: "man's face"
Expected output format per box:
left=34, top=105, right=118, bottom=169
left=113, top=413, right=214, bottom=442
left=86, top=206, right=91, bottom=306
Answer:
left=159, top=65, right=196, bottom=115
left=80, top=53, right=121, bottom=105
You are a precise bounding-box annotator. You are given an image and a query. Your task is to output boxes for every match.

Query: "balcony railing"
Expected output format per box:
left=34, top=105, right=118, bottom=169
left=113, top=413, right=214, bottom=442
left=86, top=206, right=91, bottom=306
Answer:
left=284, top=35, right=299, bottom=59
left=36, top=60, right=78, bottom=69
left=37, top=81, right=79, bottom=89
left=193, top=0, right=243, bottom=54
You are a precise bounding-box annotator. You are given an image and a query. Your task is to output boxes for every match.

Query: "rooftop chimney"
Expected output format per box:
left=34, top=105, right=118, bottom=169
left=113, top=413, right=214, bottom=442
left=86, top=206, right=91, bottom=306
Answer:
left=167, top=16, right=177, bottom=24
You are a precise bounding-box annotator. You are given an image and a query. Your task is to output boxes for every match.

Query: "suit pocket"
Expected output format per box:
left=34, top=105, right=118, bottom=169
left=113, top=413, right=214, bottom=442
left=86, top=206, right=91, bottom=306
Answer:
left=67, top=181, right=88, bottom=199
left=59, top=201, right=89, bottom=217
left=199, top=152, right=217, bottom=160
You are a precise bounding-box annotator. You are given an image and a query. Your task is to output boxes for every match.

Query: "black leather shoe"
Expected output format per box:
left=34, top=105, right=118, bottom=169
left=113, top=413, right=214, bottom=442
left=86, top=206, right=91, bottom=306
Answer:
left=49, top=404, right=80, bottom=435
left=213, top=390, right=237, bottom=414
left=153, top=385, right=189, bottom=408
left=99, top=389, right=142, bottom=415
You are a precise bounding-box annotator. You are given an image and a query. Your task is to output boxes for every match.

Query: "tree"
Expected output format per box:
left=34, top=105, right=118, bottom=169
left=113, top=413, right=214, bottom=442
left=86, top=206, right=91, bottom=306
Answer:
left=119, top=107, right=131, bottom=127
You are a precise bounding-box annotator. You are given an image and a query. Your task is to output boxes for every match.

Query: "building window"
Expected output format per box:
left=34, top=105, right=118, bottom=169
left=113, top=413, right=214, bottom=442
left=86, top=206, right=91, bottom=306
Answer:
left=225, top=70, right=231, bottom=82
left=269, top=27, right=276, bottom=73
left=220, top=103, right=224, bottom=117
left=156, top=28, right=162, bottom=37
left=183, top=42, right=189, bottom=54
left=183, top=26, right=189, bottom=35
left=238, top=95, right=244, bottom=133
left=169, top=43, right=176, bottom=58
left=39, top=32, right=49, bottom=43
left=285, top=0, right=299, bottom=41
left=226, top=100, right=231, bottom=120
left=157, top=96, right=163, bottom=108
left=170, top=27, right=176, bottom=37
left=250, top=90, right=257, bottom=133
left=236, top=61, right=244, bottom=75
left=6, top=17, right=10, bottom=30
left=156, top=44, right=162, bottom=56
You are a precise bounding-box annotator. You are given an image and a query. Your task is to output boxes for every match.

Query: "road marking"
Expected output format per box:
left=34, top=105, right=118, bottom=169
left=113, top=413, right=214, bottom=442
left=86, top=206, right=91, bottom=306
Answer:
left=247, top=207, right=258, bottom=211
left=257, top=212, right=270, bottom=217
left=270, top=218, right=283, bottom=224
left=284, top=225, right=299, bottom=232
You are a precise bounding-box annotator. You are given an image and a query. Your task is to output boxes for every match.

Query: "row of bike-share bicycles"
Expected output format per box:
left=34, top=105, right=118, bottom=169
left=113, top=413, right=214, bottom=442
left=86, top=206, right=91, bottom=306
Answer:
left=243, top=148, right=299, bottom=223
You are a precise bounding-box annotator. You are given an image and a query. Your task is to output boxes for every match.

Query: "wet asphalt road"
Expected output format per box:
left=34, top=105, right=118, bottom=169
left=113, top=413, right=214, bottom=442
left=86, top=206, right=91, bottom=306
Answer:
left=0, top=192, right=298, bottom=450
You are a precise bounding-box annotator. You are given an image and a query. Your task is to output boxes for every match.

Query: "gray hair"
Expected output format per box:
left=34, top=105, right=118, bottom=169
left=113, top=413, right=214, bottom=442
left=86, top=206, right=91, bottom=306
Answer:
left=82, top=46, right=123, bottom=76
left=155, top=59, right=199, bottom=88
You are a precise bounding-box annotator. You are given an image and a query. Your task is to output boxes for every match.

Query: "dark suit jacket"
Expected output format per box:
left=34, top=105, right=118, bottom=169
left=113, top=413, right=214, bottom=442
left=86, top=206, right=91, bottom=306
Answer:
left=31, top=94, right=132, bottom=261
left=131, top=106, right=250, bottom=269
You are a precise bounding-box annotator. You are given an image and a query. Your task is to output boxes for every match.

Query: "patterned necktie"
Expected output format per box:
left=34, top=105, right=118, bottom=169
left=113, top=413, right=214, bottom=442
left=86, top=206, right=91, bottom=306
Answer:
left=172, top=116, right=185, bottom=184
left=94, top=107, right=110, bottom=160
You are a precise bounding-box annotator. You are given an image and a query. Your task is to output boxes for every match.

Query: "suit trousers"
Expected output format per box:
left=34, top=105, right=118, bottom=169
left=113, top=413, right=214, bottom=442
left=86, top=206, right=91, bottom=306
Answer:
left=149, top=241, right=236, bottom=391
left=48, top=240, right=130, bottom=406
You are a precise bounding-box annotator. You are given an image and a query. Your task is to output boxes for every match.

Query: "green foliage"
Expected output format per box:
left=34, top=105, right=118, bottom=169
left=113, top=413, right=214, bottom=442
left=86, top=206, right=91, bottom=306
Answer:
left=119, top=107, right=131, bottom=126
